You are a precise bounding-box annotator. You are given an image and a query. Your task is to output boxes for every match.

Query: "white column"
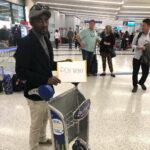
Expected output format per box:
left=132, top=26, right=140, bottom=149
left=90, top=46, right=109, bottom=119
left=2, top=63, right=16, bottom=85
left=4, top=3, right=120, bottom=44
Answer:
left=65, top=15, right=75, bottom=31
left=60, top=14, right=66, bottom=28
left=66, top=15, right=81, bottom=31
left=25, top=0, right=35, bottom=22
left=54, top=11, right=60, bottom=30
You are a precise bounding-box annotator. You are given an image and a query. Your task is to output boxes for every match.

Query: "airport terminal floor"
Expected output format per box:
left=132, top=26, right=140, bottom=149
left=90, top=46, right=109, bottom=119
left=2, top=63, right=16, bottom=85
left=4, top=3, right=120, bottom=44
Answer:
left=0, top=45, right=150, bottom=150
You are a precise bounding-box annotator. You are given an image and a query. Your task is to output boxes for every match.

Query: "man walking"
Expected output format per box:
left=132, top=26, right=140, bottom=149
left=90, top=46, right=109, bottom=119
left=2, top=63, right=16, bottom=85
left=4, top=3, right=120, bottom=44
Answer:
left=67, top=27, right=74, bottom=49
left=132, top=18, right=150, bottom=93
left=15, top=4, right=61, bottom=150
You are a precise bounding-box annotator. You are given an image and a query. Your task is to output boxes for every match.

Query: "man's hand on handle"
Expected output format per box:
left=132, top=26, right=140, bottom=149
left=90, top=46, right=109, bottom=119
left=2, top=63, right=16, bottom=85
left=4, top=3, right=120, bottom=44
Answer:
left=48, top=76, right=61, bottom=86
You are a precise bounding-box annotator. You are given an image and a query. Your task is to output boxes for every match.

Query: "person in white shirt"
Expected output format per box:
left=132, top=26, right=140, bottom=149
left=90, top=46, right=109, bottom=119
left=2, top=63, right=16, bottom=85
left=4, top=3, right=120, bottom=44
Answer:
left=132, top=18, right=150, bottom=93
left=54, top=29, right=60, bottom=49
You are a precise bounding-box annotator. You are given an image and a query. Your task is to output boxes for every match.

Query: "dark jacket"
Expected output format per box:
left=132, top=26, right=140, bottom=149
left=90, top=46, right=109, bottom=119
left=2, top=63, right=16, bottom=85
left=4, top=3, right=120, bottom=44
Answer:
left=15, top=30, right=57, bottom=101
left=141, top=43, right=150, bottom=66
left=0, top=28, right=9, bottom=40
left=100, top=33, right=115, bottom=53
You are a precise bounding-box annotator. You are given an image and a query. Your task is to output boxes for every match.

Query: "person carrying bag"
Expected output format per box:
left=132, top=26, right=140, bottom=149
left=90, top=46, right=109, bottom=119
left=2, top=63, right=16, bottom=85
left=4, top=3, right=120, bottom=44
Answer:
left=100, top=25, right=116, bottom=77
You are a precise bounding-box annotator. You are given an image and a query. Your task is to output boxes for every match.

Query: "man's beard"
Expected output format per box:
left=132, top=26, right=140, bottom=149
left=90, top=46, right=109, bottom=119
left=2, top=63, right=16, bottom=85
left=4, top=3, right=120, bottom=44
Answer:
left=34, top=27, right=48, bottom=35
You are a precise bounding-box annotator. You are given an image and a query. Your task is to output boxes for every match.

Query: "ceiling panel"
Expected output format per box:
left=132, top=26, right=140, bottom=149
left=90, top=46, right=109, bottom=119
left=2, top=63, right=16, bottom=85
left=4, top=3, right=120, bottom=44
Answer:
left=36, top=0, right=150, bottom=20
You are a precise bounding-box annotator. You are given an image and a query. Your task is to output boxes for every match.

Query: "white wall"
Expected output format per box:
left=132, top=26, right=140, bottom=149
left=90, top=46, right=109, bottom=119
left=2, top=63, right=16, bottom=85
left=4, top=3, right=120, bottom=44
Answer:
left=54, top=11, right=60, bottom=30
left=7, top=0, right=24, bottom=5
left=60, top=14, right=66, bottom=28
left=25, top=0, right=35, bottom=22
left=66, top=15, right=75, bottom=31
left=49, top=11, right=55, bottom=42
left=74, top=17, right=80, bottom=30
left=66, top=15, right=81, bottom=31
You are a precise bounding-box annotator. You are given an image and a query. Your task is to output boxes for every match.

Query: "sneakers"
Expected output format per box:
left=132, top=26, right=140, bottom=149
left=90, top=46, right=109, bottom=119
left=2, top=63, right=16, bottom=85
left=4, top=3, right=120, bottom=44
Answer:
left=139, top=83, right=147, bottom=91
left=132, top=86, right=138, bottom=93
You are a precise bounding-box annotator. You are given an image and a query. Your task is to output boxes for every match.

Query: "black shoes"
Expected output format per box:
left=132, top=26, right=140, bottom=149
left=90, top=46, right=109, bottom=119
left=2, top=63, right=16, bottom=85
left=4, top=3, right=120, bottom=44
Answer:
left=132, top=84, right=147, bottom=93
left=100, top=73, right=116, bottom=77
left=111, top=73, right=116, bottom=78
left=139, top=83, right=147, bottom=91
left=100, top=73, right=106, bottom=76
left=132, top=86, right=138, bottom=93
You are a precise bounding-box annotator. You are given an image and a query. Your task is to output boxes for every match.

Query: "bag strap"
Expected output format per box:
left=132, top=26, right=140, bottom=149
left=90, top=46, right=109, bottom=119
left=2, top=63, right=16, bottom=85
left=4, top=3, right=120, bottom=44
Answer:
left=136, top=32, right=142, bottom=45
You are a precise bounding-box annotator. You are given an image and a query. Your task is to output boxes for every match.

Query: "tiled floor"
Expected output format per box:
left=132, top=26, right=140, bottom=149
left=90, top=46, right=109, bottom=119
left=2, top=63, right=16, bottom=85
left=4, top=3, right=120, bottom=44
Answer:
left=0, top=46, right=150, bottom=150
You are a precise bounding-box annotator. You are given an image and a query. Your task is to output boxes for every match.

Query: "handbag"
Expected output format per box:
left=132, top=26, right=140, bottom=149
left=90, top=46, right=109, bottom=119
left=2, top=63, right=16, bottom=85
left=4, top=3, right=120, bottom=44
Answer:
left=109, top=48, right=116, bottom=58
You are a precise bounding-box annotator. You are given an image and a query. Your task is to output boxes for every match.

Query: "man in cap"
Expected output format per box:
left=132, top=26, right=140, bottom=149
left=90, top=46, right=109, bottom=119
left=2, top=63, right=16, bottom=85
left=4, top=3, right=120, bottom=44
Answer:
left=15, top=4, right=61, bottom=150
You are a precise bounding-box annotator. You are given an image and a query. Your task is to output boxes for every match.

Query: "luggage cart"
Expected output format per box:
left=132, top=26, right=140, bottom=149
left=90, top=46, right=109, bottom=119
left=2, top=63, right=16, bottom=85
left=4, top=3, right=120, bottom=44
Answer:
left=48, top=84, right=91, bottom=150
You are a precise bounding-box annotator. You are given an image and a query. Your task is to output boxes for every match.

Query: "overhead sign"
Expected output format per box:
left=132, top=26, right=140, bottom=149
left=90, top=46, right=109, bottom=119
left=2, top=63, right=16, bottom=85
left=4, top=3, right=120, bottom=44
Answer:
left=57, top=61, right=87, bottom=83
left=84, top=20, right=102, bottom=24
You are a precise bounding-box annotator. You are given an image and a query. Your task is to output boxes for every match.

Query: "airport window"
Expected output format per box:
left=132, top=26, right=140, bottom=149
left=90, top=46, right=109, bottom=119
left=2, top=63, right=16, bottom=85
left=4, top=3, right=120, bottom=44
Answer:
left=0, top=1, right=11, bottom=21
left=12, top=4, right=25, bottom=23
left=0, top=0, right=25, bottom=24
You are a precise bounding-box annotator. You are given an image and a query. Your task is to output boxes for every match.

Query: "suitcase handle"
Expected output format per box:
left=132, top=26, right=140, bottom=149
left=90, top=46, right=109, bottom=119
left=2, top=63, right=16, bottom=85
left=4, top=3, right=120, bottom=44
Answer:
left=0, top=66, right=4, bottom=79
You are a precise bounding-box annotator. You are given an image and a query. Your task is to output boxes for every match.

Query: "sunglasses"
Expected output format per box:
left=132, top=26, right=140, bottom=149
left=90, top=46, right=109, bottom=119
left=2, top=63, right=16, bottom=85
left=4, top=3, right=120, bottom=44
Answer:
left=30, top=4, right=50, bottom=11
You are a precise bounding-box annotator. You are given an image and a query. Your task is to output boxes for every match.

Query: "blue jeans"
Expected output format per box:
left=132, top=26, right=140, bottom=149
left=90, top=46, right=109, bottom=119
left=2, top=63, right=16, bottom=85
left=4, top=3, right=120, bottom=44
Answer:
left=82, top=49, right=93, bottom=74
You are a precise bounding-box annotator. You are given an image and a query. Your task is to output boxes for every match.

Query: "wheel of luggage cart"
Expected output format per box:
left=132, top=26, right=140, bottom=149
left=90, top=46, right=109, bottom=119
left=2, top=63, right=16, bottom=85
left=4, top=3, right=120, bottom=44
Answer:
left=72, top=139, right=87, bottom=150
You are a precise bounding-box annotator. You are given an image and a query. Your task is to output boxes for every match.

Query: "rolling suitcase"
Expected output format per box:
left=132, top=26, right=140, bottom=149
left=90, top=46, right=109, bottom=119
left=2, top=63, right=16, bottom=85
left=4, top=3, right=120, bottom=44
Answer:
left=90, top=54, right=98, bottom=74
left=90, top=48, right=98, bottom=75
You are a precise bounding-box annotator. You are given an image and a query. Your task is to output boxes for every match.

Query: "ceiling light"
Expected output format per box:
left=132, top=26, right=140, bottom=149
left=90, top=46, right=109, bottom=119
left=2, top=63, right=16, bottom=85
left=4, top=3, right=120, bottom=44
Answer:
left=61, top=11, right=113, bottom=16
left=50, top=7, right=117, bottom=15
left=37, top=2, right=120, bottom=11
left=120, top=11, right=150, bottom=14
left=118, top=14, right=150, bottom=17
left=72, top=0, right=124, bottom=5
left=117, top=15, right=149, bottom=17
left=123, top=6, right=150, bottom=9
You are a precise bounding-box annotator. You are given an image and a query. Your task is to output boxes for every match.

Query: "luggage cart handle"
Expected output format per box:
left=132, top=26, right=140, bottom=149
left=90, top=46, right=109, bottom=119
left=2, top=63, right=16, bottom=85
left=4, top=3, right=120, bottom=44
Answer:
left=72, top=82, right=79, bottom=87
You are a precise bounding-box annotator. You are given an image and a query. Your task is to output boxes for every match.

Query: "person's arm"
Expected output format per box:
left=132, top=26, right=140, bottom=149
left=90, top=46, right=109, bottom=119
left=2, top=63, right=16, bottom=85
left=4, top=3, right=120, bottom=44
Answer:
left=76, top=30, right=86, bottom=48
left=15, top=39, right=50, bottom=85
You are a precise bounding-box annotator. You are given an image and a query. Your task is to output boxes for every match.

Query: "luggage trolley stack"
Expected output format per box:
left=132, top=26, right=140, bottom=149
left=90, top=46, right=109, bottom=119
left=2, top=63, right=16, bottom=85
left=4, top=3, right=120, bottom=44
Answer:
left=48, top=84, right=91, bottom=150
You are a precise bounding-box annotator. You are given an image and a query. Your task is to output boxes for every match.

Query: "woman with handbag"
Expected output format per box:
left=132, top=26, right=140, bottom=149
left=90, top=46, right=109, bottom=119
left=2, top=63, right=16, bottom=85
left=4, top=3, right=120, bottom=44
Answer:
left=100, top=25, right=116, bottom=77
